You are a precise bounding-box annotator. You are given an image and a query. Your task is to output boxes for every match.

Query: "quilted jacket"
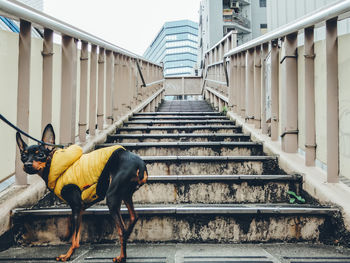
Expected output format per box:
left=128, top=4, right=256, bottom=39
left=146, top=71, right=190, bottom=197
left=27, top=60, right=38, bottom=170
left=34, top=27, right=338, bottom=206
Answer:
left=48, top=144, right=125, bottom=203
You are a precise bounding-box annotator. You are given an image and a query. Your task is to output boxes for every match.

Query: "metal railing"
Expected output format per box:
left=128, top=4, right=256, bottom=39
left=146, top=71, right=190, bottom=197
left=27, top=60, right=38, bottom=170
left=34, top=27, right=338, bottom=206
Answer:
left=0, top=0, right=164, bottom=185
left=204, top=0, right=350, bottom=183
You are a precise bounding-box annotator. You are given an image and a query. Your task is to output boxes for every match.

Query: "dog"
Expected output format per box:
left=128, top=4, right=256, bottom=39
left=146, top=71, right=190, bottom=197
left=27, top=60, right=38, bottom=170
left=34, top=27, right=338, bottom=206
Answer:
left=16, top=124, right=148, bottom=262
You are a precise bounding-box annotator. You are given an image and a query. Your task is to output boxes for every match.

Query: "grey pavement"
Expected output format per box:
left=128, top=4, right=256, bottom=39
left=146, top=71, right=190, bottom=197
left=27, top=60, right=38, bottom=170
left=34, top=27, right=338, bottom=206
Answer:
left=1, top=243, right=350, bottom=263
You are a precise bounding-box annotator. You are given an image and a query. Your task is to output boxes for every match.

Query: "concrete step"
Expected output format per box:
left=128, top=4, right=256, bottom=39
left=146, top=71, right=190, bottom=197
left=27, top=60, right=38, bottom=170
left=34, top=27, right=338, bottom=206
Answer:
left=142, top=155, right=282, bottom=175
left=123, top=120, right=235, bottom=127
left=106, top=133, right=251, bottom=143
left=12, top=204, right=337, bottom=245
left=97, top=142, right=264, bottom=156
left=134, top=111, right=221, bottom=116
left=116, top=125, right=242, bottom=134
left=157, top=101, right=214, bottom=112
left=130, top=116, right=228, bottom=121
left=133, top=174, right=302, bottom=204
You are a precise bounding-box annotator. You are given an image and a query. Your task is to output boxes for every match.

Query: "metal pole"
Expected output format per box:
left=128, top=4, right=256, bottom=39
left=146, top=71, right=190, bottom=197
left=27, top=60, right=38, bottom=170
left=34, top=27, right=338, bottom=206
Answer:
left=326, top=18, right=339, bottom=183
left=89, top=44, right=97, bottom=136
left=105, top=50, right=114, bottom=125
left=281, top=33, right=298, bottom=153
left=261, top=43, right=269, bottom=134
left=97, top=47, right=105, bottom=130
left=41, top=28, right=53, bottom=131
left=271, top=40, right=279, bottom=141
left=304, top=27, right=316, bottom=166
left=246, top=49, right=254, bottom=124
left=15, top=19, right=31, bottom=185
left=79, top=41, right=88, bottom=142
left=254, top=46, right=262, bottom=129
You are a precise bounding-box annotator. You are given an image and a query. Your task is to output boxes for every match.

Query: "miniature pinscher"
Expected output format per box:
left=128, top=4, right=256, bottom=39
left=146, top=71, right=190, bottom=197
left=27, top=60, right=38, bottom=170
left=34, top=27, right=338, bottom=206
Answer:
left=16, top=124, right=148, bottom=262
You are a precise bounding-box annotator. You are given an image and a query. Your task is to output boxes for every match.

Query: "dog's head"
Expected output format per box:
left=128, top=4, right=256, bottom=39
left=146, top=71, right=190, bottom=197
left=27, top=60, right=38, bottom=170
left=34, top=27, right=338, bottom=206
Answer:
left=16, top=124, right=56, bottom=175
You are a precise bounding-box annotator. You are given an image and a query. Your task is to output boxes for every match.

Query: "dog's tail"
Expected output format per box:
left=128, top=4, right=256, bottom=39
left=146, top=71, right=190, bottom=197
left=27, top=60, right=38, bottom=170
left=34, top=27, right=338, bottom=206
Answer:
left=137, top=160, right=148, bottom=185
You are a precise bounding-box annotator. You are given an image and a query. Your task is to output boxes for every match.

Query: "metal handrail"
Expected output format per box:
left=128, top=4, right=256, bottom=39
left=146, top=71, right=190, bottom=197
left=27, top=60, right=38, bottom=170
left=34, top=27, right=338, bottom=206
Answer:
left=224, top=0, right=350, bottom=57
left=0, top=0, right=161, bottom=67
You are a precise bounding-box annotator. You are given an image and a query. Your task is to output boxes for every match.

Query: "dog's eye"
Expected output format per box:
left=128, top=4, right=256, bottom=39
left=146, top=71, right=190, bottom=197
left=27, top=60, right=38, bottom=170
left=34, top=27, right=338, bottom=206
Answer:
left=21, top=153, right=28, bottom=162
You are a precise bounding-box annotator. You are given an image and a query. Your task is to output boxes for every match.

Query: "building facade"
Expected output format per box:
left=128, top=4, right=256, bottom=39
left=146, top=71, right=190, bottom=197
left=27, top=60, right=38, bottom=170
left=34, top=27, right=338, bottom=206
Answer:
left=198, top=0, right=267, bottom=63
left=143, top=20, right=199, bottom=77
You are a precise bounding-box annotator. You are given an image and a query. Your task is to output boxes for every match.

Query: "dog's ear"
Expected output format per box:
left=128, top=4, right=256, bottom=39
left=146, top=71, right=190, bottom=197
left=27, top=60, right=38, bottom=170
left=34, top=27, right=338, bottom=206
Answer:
left=41, top=124, right=55, bottom=150
left=16, top=132, right=27, bottom=152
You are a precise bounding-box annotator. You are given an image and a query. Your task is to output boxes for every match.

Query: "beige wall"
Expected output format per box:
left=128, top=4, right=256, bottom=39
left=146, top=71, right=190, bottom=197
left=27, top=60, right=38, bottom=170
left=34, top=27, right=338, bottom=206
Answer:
left=339, top=33, right=350, bottom=179
left=164, top=77, right=202, bottom=96
left=0, top=31, right=19, bottom=182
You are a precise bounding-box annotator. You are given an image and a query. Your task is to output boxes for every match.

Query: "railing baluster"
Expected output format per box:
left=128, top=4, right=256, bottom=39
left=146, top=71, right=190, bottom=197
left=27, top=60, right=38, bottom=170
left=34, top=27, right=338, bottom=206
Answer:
left=79, top=41, right=89, bottom=142
left=41, top=28, right=53, bottom=130
left=246, top=49, right=255, bottom=124
left=240, top=51, right=246, bottom=118
left=326, top=18, right=339, bottom=183
left=15, top=19, right=31, bottom=185
left=261, top=43, right=269, bottom=134
left=271, top=40, right=279, bottom=141
left=89, top=44, right=97, bottom=136
left=60, top=35, right=76, bottom=145
left=254, top=46, right=262, bottom=129
left=304, top=27, right=316, bottom=166
left=97, top=47, right=105, bottom=130
left=105, top=50, right=114, bottom=125
left=281, top=33, right=298, bottom=153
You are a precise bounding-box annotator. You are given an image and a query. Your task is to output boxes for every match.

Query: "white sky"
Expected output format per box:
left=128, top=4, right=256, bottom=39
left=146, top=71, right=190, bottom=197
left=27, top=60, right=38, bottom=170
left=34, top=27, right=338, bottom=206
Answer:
left=43, top=0, right=201, bottom=56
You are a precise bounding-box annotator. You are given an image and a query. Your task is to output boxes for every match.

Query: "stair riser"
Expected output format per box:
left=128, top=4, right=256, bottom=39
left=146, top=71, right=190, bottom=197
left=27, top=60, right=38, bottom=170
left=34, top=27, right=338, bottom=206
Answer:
left=132, top=181, right=299, bottom=204
left=112, top=137, right=250, bottom=143
left=125, top=146, right=263, bottom=157
left=145, top=160, right=280, bottom=175
left=13, top=214, right=328, bottom=245
left=118, top=128, right=242, bottom=134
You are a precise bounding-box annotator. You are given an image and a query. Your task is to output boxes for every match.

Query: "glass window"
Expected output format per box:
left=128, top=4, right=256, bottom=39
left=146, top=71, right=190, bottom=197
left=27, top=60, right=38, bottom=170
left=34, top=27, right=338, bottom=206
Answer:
left=259, top=0, right=266, bottom=7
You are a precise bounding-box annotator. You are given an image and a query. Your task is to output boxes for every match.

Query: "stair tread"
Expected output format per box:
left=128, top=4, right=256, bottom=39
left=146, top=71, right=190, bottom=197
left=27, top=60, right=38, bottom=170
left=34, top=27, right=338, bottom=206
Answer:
left=109, top=133, right=249, bottom=138
left=145, top=174, right=301, bottom=181
left=13, top=204, right=337, bottom=216
left=117, top=125, right=241, bottom=130
left=98, top=141, right=262, bottom=147
left=142, top=155, right=276, bottom=160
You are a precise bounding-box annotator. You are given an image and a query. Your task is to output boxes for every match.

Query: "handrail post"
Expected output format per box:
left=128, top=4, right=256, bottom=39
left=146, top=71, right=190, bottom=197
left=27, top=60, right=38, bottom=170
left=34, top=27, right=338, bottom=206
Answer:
left=240, top=51, right=246, bottom=118
left=246, top=49, right=255, bottom=124
left=228, top=55, right=235, bottom=111
left=15, top=19, right=31, bottom=185
left=304, top=27, right=316, bottom=166
left=79, top=41, right=88, bottom=142
left=326, top=18, right=339, bottom=183
left=261, top=43, right=269, bottom=134
left=41, top=28, right=53, bottom=131
left=105, top=50, right=114, bottom=125
left=271, top=39, right=279, bottom=141
left=281, top=33, right=298, bottom=153
left=254, top=46, right=262, bottom=129
left=113, top=53, right=121, bottom=120
left=236, top=53, right=241, bottom=114
left=89, top=44, right=97, bottom=136
left=60, top=35, right=76, bottom=145
left=97, top=47, right=105, bottom=130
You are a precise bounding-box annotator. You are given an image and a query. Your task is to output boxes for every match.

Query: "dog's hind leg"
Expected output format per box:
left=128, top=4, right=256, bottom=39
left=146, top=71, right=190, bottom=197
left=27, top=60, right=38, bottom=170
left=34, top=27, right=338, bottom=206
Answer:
left=57, top=184, right=83, bottom=262
left=106, top=178, right=128, bottom=263
left=123, top=195, right=138, bottom=240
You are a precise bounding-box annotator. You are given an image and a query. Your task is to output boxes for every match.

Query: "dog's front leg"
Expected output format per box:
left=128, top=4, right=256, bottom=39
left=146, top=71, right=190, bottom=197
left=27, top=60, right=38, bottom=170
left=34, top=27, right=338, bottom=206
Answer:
left=57, top=185, right=83, bottom=262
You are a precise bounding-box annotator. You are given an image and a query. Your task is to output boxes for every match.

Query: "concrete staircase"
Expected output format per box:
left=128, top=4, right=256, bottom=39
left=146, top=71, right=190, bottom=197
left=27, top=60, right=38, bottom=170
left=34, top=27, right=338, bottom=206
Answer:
left=12, top=100, right=338, bottom=246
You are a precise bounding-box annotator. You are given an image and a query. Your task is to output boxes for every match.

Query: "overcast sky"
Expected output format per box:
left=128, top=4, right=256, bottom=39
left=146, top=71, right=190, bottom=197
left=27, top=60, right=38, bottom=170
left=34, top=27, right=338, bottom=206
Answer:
left=44, top=0, right=201, bottom=56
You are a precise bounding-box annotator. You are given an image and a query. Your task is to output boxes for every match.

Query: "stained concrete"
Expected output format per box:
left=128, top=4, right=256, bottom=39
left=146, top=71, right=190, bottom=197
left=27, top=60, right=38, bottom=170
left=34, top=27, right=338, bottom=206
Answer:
left=1, top=243, right=350, bottom=263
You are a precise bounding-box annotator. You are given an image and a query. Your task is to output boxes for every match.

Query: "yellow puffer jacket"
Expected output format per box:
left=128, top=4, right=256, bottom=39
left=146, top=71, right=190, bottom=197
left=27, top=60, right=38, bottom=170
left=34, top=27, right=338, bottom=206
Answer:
left=48, top=144, right=125, bottom=203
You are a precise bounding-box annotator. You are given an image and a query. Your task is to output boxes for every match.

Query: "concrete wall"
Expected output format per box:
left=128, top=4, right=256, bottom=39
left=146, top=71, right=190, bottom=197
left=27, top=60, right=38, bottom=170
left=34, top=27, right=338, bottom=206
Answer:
left=164, top=77, right=202, bottom=96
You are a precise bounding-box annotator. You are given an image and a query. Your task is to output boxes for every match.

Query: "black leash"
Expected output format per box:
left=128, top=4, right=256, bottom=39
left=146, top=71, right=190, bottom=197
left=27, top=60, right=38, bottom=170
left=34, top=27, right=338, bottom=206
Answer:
left=0, top=113, right=65, bottom=148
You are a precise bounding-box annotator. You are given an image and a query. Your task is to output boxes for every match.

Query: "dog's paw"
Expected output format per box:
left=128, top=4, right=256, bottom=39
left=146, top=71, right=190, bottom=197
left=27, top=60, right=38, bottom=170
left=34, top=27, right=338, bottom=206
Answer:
left=113, top=256, right=126, bottom=263
left=56, top=254, right=71, bottom=262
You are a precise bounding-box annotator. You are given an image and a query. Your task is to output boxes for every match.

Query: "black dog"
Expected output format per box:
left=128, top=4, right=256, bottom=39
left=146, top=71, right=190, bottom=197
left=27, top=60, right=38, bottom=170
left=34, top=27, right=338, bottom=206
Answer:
left=16, top=124, right=148, bottom=262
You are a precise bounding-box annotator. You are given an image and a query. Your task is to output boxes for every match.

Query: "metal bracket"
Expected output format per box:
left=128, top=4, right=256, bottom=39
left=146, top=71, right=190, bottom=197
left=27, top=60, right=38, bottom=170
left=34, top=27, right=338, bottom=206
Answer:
left=304, top=54, right=316, bottom=59
left=80, top=57, right=89, bottom=61
left=41, top=51, right=54, bottom=57
left=305, top=143, right=317, bottom=148
left=280, top=55, right=298, bottom=64
left=280, top=129, right=299, bottom=138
